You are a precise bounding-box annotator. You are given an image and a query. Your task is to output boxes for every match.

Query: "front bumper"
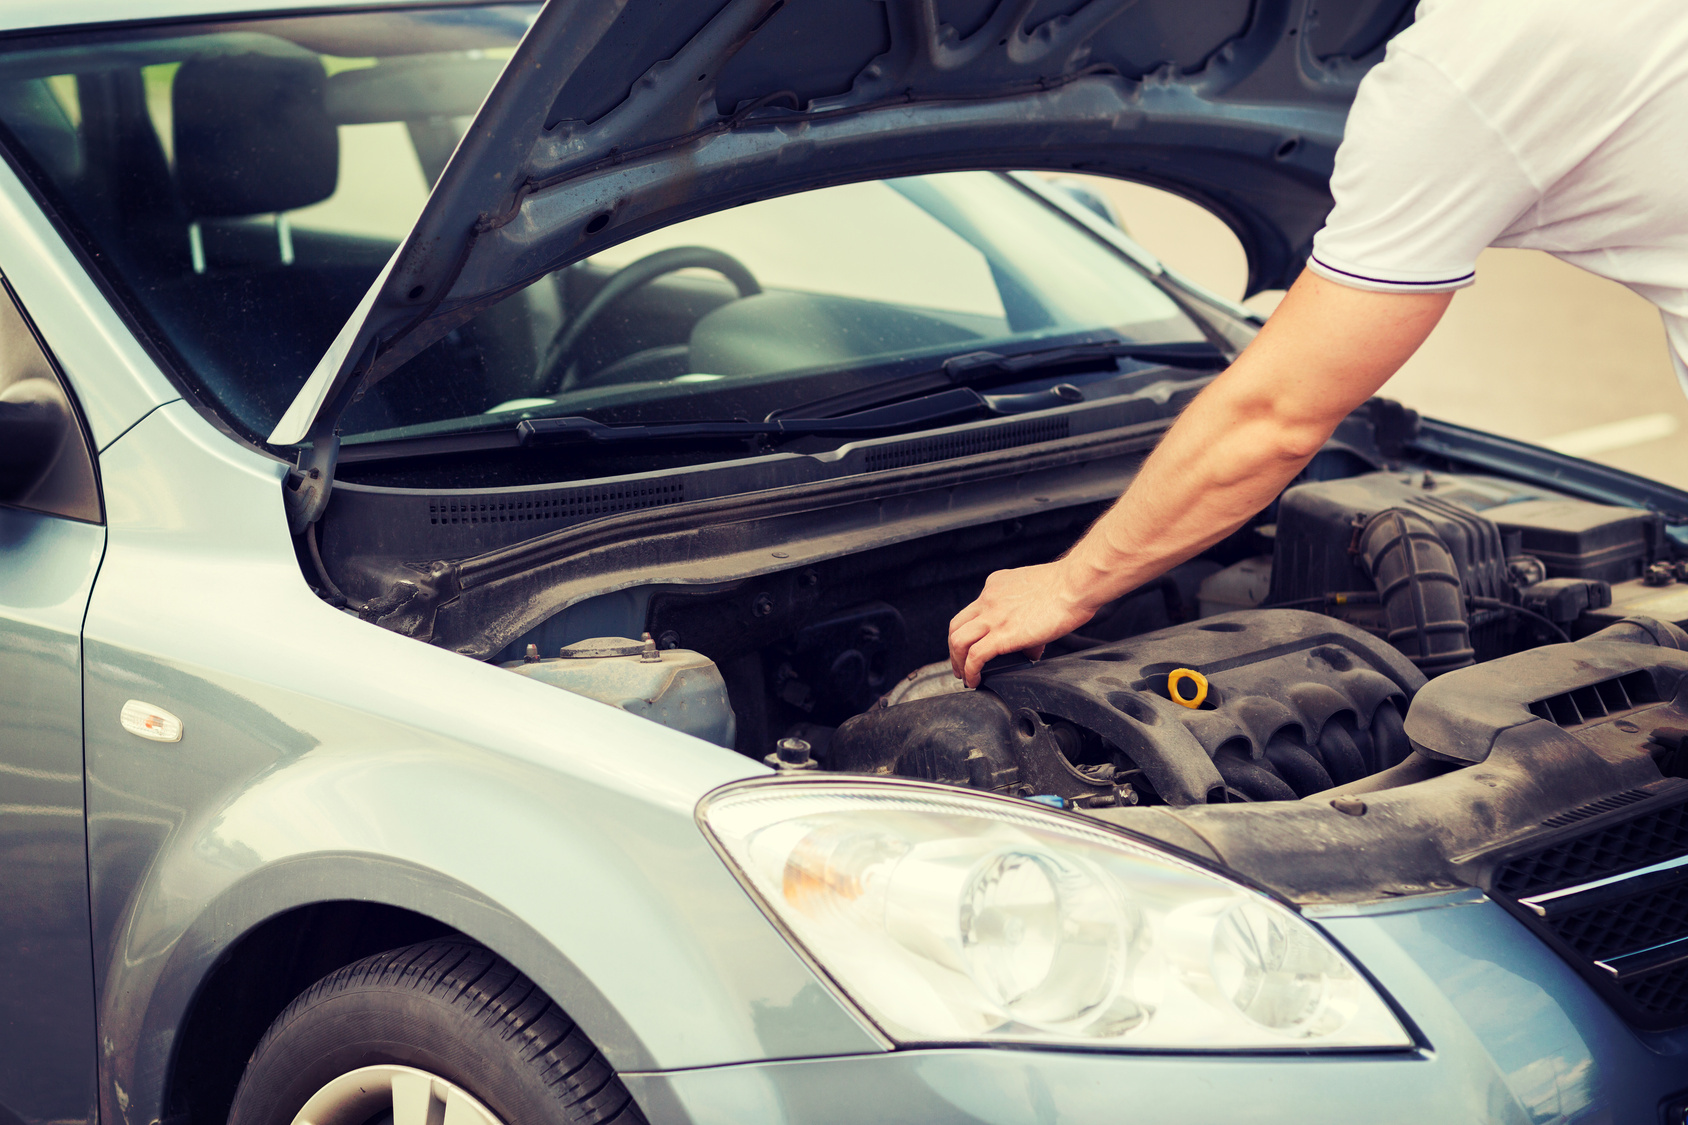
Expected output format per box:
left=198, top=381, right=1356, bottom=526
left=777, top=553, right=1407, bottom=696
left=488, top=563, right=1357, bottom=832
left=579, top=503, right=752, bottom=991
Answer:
left=623, top=892, right=1688, bottom=1124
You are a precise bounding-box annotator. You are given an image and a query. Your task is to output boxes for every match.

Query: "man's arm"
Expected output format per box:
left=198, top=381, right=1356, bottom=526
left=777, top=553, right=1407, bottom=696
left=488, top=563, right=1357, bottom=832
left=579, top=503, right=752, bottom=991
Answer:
left=946, top=270, right=1454, bottom=686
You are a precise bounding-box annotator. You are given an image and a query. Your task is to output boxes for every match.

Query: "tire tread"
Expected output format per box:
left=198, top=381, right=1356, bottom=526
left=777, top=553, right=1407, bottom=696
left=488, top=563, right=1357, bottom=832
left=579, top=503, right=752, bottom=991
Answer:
left=250, top=940, right=641, bottom=1125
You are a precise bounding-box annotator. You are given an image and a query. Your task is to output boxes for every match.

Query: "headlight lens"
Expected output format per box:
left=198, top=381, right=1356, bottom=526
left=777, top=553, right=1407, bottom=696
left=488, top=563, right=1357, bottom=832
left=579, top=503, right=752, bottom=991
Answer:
left=701, top=781, right=1410, bottom=1050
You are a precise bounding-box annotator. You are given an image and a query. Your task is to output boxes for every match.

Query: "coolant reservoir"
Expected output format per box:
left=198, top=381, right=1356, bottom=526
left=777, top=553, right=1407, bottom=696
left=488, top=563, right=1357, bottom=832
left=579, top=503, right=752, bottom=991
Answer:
left=1198, top=556, right=1273, bottom=618
left=503, top=636, right=737, bottom=748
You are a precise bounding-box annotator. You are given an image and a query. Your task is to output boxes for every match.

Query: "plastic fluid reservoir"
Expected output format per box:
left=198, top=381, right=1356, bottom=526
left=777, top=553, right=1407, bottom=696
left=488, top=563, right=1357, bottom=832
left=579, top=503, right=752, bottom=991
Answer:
left=503, top=635, right=737, bottom=748
left=1198, top=556, right=1273, bottom=618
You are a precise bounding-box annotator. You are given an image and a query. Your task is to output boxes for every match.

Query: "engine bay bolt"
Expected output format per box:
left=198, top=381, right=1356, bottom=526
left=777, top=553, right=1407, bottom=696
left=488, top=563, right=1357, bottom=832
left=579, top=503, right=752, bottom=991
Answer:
left=1645, top=562, right=1676, bottom=587
left=752, top=592, right=775, bottom=617
left=657, top=630, right=681, bottom=650
left=638, top=632, right=662, bottom=663
left=1330, top=795, right=1368, bottom=816
left=765, top=737, right=818, bottom=771
left=523, top=644, right=540, bottom=664
left=1420, top=471, right=1437, bottom=490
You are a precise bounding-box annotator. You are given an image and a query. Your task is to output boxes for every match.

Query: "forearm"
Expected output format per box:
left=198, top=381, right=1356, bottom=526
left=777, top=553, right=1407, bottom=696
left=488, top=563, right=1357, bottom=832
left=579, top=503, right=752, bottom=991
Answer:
left=1051, top=272, right=1454, bottom=609
left=948, top=271, right=1453, bottom=686
left=1053, top=379, right=1324, bottom=610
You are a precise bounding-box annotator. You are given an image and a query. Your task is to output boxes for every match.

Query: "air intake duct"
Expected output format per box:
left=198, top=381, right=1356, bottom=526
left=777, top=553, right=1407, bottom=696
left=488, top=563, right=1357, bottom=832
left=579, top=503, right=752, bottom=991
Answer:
left=1358, top=507, right=1475, bottom=675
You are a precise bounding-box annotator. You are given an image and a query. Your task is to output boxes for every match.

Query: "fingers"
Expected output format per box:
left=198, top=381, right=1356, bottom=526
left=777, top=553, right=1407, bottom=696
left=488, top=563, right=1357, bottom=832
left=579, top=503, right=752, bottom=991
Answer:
left=963, top=634, right=1005, bottom=688
left=948, top=600, right=983, bottom=633
left=949, top=617, right=989, bottom=680
left=1025, top=643, right=1046, bottom=663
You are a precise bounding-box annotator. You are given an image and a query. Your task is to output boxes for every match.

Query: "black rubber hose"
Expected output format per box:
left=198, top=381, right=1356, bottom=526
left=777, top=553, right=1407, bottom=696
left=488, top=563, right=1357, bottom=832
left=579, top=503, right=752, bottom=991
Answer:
left=305, top=521, right=348, bottom=605
left=1469, top=596, right=1572, bottom=644
left=1358, top=507, right=1475, bottom=675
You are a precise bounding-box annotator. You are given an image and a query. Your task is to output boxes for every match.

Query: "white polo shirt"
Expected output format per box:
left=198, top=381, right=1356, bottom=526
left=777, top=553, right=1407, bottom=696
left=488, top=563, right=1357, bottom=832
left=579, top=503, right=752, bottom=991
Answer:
left=1309, top=0, right=1688, bottom=384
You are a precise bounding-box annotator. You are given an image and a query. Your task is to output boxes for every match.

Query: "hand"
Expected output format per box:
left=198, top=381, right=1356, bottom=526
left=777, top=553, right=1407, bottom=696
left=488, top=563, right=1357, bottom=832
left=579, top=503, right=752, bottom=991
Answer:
left=948, top=562, right=1098, bottom=688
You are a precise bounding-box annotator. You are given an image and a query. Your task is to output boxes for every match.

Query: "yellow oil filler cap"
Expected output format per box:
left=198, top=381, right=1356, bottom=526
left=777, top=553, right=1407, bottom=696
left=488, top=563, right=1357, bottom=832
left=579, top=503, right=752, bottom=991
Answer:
left=1167, top=668, right=1208, bottom=709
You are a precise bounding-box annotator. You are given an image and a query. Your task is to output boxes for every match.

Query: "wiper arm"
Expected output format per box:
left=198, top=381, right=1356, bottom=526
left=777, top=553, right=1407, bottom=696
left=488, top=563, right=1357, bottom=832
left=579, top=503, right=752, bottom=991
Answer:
left=768, top=339, right=1227, bottom=421
left=341, top=341, right=1226, bottom=462
left=517, top=386, right=993, bottom=447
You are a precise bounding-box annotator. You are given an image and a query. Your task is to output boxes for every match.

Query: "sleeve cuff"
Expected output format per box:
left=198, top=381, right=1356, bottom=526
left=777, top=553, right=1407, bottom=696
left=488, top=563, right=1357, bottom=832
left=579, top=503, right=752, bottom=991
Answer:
left=1306, top=252, right=1476, bottom=294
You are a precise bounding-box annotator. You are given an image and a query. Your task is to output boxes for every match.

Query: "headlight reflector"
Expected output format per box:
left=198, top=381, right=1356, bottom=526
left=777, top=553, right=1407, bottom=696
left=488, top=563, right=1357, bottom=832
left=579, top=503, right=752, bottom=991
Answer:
left=702, top=781, right=1410, bottom=1050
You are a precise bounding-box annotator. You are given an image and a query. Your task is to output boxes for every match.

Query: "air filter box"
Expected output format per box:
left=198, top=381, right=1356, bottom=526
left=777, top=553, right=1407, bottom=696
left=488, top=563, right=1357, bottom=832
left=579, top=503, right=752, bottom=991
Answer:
left=1268, top=472, right=1515, bottom=607
left=1270, top=471, right=1662, bottom=600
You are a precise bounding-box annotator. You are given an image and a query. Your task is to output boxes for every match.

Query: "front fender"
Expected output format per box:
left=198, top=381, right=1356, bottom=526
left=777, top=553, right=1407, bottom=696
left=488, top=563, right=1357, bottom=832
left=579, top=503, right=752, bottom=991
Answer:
left=84, top=403, right=881, bottom=1125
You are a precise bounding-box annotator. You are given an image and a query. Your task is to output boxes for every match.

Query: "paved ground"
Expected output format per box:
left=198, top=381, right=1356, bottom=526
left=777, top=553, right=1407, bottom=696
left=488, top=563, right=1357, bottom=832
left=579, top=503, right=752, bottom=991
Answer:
left=1078, top=176, right=1688, bottom=492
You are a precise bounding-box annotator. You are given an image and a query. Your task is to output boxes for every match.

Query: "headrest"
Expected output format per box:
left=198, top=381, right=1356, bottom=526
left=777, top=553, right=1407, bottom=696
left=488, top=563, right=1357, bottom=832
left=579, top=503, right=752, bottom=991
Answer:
left=173, top=54, right=338, bottom=219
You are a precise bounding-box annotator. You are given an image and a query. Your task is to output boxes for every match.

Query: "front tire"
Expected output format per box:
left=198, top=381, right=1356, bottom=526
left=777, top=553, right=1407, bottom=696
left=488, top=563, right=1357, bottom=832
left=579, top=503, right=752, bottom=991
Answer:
left=227, top=940, right=644, bottom=1125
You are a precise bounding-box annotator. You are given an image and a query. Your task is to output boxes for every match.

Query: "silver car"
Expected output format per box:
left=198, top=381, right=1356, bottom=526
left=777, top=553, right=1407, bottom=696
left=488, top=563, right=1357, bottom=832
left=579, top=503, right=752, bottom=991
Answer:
left=1, top=1, right=1687, bottom=1124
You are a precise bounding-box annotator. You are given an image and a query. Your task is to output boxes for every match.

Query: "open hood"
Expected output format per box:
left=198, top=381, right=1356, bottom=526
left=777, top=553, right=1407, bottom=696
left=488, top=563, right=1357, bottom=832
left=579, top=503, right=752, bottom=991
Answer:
left=271, top=0, right=1413, bottom=518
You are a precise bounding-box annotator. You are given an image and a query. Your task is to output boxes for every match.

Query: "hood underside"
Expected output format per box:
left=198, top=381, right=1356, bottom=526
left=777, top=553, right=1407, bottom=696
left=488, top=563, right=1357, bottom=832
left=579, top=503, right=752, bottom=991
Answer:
left=271, top=0, right=1412, bottom=449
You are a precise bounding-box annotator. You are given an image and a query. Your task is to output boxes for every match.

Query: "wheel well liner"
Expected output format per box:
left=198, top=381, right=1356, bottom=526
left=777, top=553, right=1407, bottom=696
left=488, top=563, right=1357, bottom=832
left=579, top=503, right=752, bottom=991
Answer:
left=164, top=901, right=455, bottom=1125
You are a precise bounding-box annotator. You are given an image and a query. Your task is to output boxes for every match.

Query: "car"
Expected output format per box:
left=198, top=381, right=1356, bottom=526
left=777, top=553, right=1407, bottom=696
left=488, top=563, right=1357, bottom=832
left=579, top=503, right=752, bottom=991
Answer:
left=1, top=0, right=1686, bottom=1123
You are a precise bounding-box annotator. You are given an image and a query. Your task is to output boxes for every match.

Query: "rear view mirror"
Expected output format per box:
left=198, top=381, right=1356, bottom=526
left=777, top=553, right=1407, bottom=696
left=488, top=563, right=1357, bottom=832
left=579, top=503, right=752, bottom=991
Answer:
left=0, top=277, right=100, bottom=523
left=0, top=378, right=70, bottom=501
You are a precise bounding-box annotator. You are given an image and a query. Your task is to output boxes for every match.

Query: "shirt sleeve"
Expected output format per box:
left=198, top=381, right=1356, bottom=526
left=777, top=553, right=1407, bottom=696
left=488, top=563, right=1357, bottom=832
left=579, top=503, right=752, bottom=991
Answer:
left=1308, top=46, right=1542, bottom=293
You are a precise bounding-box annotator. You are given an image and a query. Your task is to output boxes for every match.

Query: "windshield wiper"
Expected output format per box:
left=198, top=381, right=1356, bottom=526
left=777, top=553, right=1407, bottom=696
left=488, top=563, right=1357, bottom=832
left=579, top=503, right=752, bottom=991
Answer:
left=338, top=340, right=1228, bottom=462
left=517, top=386, right=994, bottom=446
left=768, top=339, right=1228, bottom=421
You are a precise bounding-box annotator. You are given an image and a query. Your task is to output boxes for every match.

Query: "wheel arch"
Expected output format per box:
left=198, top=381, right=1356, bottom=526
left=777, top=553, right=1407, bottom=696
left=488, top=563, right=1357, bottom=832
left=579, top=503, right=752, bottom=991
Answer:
left=146, top=857, right=653, bottom=1125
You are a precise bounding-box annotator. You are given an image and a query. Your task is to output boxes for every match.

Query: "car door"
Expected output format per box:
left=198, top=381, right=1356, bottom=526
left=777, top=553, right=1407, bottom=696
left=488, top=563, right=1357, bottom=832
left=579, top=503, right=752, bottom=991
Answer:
left=0, top=275, right=102, bottom=1125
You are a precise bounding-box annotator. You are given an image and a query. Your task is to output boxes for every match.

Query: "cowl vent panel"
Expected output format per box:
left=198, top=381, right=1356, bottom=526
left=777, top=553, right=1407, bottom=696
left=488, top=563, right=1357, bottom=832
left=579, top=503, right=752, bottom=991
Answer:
left=1526, top=671, right=1660, bottom=728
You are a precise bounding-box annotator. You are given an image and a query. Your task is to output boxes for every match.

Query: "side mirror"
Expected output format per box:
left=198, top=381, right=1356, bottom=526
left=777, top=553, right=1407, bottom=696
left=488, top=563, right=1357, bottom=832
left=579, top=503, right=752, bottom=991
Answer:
left=1048, top=177, right=1128, bottom=233
left=0, top=379, right=70, bottom=502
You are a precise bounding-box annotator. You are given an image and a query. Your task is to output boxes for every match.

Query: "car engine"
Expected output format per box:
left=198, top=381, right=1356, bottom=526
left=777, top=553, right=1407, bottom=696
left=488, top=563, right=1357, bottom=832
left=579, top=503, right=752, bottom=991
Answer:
left=828, top=609, right=1419, bottom=807
left=495, top=462, right=1688, bottom=814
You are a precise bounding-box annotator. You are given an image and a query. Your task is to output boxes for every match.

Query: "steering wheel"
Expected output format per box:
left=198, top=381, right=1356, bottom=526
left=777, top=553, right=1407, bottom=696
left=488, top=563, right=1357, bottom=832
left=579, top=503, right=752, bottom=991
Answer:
left=540, top=245, right=760, bottom=391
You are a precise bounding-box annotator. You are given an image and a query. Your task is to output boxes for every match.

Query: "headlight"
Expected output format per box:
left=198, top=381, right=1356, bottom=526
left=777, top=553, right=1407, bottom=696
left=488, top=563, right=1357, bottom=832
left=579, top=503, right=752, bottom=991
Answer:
left=700, top=780, right=1411, bottom=1050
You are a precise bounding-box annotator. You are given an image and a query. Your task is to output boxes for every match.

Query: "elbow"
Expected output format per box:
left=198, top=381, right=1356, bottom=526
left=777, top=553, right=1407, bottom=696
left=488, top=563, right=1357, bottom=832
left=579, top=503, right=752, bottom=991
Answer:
left=1272, top=421, right=1331, bottom=465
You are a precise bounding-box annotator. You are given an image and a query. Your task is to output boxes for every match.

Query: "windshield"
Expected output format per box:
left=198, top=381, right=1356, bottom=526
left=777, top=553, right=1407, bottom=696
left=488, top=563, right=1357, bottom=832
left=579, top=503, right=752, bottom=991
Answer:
left=0, top=6, right=1211, bottom=450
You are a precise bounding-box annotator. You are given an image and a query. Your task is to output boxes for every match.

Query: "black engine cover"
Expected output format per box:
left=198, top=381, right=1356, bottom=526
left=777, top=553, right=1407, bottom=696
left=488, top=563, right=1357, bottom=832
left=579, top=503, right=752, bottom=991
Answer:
left=830, top=610, right=1424, bottom=806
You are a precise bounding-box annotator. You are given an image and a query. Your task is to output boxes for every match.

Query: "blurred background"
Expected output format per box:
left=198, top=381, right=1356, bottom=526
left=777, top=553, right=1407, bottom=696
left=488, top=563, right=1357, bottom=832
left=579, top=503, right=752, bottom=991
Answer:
left=1069, top=175, right=1688, bottom=491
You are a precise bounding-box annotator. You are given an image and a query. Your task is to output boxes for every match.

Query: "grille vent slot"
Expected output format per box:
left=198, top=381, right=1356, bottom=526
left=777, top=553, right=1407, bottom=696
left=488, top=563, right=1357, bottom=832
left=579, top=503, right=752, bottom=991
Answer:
left=427, top=482, right=685, bottom=528
left=864, top=418, right=1069, bottom=472
left=1485, top=793, right=1688, bottom=1030
left=1492, top=799, right=1688, bottom=899
left=1541, top=788, right=1655, bottom=829
left=1527, top=671, right=1659, bottom=727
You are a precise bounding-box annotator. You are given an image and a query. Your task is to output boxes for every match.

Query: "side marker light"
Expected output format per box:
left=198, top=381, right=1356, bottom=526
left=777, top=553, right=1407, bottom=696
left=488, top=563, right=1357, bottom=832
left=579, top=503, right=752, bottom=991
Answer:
left=120, top=700, right=183, bottom=743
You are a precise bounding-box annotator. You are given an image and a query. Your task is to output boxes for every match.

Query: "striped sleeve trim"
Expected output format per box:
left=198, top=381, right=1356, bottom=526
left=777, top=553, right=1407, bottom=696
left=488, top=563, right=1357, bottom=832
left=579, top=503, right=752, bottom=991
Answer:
left=1308, top=253, right=1476, bottom=293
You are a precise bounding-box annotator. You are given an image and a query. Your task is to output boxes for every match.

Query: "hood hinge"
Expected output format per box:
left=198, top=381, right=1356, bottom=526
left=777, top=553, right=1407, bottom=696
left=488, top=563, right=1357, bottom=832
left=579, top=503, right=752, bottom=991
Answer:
left=284, top=423, right=340, bottom=535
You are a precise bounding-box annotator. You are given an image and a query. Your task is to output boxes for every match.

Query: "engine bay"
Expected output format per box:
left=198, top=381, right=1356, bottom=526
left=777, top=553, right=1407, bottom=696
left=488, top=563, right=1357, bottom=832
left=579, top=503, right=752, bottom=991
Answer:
left=463, top=429, right=1688, bottom=1031
left=320, top=403, right=1688, bottom=1020
left=502, top=460, right=1685, bottom=815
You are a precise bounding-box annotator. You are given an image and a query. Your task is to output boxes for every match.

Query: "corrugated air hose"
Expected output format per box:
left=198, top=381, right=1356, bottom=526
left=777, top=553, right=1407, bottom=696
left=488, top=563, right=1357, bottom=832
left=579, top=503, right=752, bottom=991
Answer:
left=1357, top=507, right=1475, bottom=676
